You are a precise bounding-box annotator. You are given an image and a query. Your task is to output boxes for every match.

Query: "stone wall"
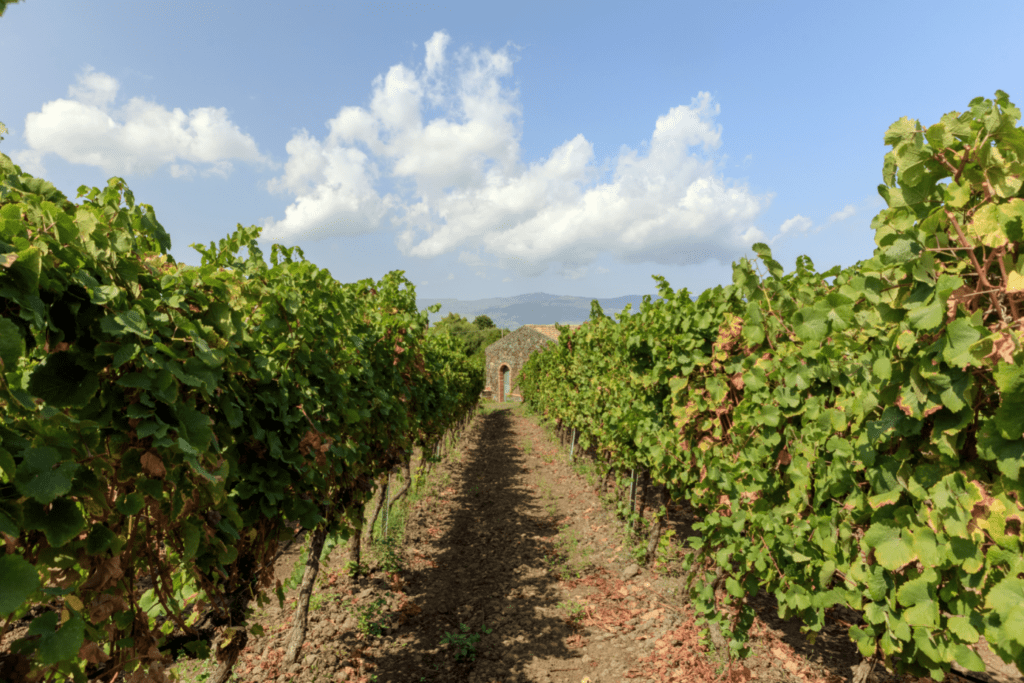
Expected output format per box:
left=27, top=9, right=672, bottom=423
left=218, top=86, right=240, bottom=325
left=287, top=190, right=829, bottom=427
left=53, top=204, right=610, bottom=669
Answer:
left=483, top=324, right=580, bottom=402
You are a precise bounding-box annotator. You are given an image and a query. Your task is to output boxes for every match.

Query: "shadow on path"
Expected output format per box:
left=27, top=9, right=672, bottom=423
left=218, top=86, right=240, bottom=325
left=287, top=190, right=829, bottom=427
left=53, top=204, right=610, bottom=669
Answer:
left=369, top=406, right=578, bottom=682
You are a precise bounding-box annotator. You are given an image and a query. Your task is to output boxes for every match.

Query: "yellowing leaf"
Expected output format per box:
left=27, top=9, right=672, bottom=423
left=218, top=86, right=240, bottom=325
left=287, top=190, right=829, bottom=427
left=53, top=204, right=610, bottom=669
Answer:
left=1006, top=270, right=1024, bottom=294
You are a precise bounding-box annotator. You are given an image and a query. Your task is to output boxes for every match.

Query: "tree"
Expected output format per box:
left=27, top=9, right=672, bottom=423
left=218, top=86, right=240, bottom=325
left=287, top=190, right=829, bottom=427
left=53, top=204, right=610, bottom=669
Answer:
left=427, top=311, right=509, bottom=380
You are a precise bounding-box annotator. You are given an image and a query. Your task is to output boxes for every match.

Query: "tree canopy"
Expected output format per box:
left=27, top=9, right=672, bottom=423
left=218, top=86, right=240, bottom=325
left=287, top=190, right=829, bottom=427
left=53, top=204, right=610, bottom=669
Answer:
left=428, top=312, right=509, bottom=378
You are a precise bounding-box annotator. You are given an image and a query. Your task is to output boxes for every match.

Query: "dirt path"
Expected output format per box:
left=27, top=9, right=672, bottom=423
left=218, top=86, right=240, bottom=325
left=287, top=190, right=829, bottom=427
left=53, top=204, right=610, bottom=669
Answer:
left=167, top=403, right=1023, bottom=683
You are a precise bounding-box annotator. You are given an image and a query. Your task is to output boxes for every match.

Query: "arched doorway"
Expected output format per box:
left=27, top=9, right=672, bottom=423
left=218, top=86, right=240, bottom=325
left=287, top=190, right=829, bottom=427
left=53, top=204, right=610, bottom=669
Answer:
left=498, top=364, right=511, bottom=402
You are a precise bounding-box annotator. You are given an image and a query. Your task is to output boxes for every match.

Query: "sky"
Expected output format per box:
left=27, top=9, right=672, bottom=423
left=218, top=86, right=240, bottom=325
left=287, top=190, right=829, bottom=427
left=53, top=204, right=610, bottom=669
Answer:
left=1, top=0, right=1022, bottom=305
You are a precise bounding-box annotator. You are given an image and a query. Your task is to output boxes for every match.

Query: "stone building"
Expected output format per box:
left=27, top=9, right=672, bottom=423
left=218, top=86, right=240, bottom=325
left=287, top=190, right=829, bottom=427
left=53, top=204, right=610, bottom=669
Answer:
left=483, top=324, right=582, bottom=402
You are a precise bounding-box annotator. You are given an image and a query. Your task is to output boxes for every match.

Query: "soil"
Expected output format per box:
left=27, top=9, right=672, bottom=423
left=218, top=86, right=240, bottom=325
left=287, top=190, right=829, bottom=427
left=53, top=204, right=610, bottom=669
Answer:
left=163, top=402, right=1022, bottom=683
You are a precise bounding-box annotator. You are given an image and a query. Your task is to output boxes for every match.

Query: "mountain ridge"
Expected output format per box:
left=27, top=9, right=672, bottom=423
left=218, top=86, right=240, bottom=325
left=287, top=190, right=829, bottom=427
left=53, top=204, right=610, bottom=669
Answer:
left=416, top=292, right=667, bottom=331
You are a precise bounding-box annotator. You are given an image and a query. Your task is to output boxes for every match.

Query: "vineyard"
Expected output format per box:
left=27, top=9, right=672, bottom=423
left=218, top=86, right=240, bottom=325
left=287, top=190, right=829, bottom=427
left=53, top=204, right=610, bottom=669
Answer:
left=2, top=84, right=1024, bottom=683
left=517, top=91, right=1024, bottom=682
left=0, top=147, right=482, bottom=682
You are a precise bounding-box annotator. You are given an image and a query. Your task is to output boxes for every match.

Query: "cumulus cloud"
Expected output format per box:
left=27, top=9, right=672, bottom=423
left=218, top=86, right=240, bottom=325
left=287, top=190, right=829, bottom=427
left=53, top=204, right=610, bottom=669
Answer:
left=828, top=204, right=856, bottom=224
left=771, top=215, right=813, bottom=245
left=11, top=66, right=274, bottom=179
left=263, top=31, right=772, bottom=273
left=770, top=203, right=860, bottom=245
left=424, top=31, right=450, bottom=74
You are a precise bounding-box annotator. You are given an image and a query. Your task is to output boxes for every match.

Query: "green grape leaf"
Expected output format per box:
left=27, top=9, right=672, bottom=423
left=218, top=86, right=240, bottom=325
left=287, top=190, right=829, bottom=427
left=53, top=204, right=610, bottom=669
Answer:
left=0, top=553, right=41, bottom=617
left=14, top=447, right=78, bottom=505
left=26, top=611, right=85, bottom=665
left=947, top=615, right=980, bottom=643
left=742, top=303, right=765, bottom=345
left=21, top=498, right=85, bottom=548
left=85, top=524, right=118, bottom=555
left=794, top=307, right=828, bottom=343
left=0, top=317, right=25, bottom=368
left=179, top=440, right=220, bottom=482
left=985, top=576, right=1024, bottom=615
left=115, top=492, right=145, bottom=516
left=27, top=351, right=99, bottom=408
left=176, top=405, right=214, bottom=452
left=872, top=356, right=892, bottom=381
left=976, top=419, right=1024, bottom=480
left=952, top=643, right=986, bottom=672
left=863, top=520, right=915, bottom=570
left=908, top=301, right=943, bottom=331
left=0, top=509, right=16, bottom=537
left=113, top=342, right=140, bottom=368
left=896, top=571, right=939, bottom=627
left=993, top=361, right=1024, bottom=440
left=182, top=521, right=201, bottom=560
left=943, top=318, right=984, bottom=368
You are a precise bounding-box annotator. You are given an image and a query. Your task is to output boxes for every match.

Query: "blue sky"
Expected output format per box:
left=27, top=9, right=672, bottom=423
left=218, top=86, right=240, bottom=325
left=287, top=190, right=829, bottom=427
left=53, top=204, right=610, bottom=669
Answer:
left=2, top=0, right=1022, bottom=304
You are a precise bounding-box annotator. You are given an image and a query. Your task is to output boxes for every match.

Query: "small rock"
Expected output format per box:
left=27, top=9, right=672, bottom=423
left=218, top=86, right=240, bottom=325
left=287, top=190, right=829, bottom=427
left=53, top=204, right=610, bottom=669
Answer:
left=623, top=563, right=640, bottom=579
left=303, top=654, right=318, bottom=667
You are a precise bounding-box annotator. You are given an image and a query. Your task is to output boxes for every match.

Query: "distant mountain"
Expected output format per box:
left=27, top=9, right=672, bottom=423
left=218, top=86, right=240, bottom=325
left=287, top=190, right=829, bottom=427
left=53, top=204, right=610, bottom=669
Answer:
left=416, top=292, right=664, bottom=330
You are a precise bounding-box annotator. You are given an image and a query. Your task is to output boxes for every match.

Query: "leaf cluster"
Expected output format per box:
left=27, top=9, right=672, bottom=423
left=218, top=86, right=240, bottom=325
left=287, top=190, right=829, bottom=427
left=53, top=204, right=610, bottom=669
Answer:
left=518, top=91, right=1024, bottom=680
left=0, top=154, right=482, bottom=681
left=427, top=312, right=508, bottom=378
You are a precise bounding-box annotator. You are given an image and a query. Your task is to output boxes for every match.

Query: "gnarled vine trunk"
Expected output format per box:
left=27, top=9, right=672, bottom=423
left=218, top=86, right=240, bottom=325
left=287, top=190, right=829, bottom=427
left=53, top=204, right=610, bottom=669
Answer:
left=284, top=524, right=328, bottom=664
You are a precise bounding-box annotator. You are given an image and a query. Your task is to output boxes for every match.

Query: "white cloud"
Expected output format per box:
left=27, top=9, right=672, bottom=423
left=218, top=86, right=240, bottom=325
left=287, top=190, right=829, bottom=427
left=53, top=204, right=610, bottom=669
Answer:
left=458, top=251, right=489, bottom=268
left=827, top=204, right=856, bottom=224
left=265, top=31, right=772, bottom=272
left=12, top=65, right=274, bottom=178
left=67, top=67, right=118, bottom=109
left=424, top=31, right=450, bottom=74
left=260, top=129, right=393, bottom=240
left=770, top=203, right=860, bottom=245
left=771, top=215, right=813, bottom=244
left=447, top=272, right=455, bottom=280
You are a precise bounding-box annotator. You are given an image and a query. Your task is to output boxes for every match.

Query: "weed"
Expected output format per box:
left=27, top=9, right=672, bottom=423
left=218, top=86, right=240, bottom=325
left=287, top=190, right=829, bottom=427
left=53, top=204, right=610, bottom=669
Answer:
left=630, top=542, right=647, bottom=564
left=344, top=560, right=363, bottom=579
left=439, top=623, right=493, bottom=662
left=356, top=595, right=390, bottom=638
left=309, top=593, right=340, bottom=612
left=557, top=599, right=588, bottom=626
left=371, top=535, right=405, bottom=575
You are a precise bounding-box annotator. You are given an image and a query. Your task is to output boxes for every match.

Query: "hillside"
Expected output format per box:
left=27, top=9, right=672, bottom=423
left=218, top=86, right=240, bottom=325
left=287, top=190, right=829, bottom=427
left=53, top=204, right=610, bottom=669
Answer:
left=416, top=293, right=665, bottom=330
